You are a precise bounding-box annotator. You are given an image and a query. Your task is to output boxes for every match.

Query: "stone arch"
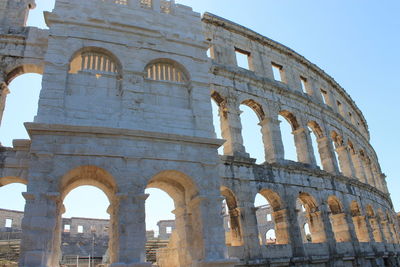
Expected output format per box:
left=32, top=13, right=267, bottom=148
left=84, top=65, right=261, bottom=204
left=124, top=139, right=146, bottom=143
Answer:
left=56, top=165, right=119, bottom=264
left=0, top=176, right=28, bottom=187
left=5, top=62, right=44, bottom=84
left=365, top=204, right=383, bottom=242
left=349, top=200, right=370, bottom=241
left=68, top=46, right=122, bottom=75
left=308, top=121, right=324, bottom=139
left=221, top=186, right=243, bottom=246
left=257, top=189, right=289, bottom=244
left=146, top=170, right=205, bottom=267
left=241, top=99, right=265, bottom=121
left=297, top=192, right=326, bottom=243
left=279, top=110, right=299, bottom=131
left=145, top=58, right=190, bottom=83
left=327, top=196, right=351, bottom=242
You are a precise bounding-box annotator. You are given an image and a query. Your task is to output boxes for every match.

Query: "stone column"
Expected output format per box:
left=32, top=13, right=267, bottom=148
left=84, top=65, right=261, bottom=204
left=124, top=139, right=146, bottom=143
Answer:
left=293, top=127, right=316, bottom=166
left=363, top=161, right=376, bottom=187
left=236, top=200, right=262, bottom=259
left=172, top=206, right=194, bottom=266
left=259, top=116, right=284, bottom=163
left=368, top=216, right=383, bottom=242
left=350, top=152, right=367, bottom=183
left=316, top=137, right=339, bottom=174
left=272, top=209, right=290, bottom=244
left=380, top=219, right=393, bottom=244
left=190, top=195, right=238, bottom=267
left=19, top=192, right=61, bottom=267
left=152, top=0, right=161, bottom=12
left=352, top=215, right=370, bottom=242
left=228, top=208, right=243, bottom=246
left=287, top=196, right=305, bottom=257
left=307, top=211, right=327, bottom=243
left=335, top=146, right=356, bottom=178
left=329, top=213, right=351, bottom=242
left=219, top=100, right=248, bottom=158
left=128, top=0, right=140, bottom=7
left=112, top=193, right=151, bottom=267
left=0, top=82, right=10, bottom=127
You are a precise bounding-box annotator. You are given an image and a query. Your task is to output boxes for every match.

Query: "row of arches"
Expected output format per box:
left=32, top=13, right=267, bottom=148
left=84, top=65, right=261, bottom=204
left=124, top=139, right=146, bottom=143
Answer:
left=221, top=185, right=400, bottom=251
left=211, top=92, right=386, bottom=192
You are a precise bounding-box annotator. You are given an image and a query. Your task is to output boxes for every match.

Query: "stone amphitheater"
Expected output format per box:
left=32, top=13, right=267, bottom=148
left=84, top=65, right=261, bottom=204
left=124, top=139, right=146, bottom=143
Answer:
left=0, top=0, right=399, bottom=266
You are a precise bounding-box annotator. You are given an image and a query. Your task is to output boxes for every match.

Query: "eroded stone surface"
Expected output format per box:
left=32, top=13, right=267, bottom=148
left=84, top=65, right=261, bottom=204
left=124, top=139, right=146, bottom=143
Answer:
left=0, top=0, right=399, bottom=266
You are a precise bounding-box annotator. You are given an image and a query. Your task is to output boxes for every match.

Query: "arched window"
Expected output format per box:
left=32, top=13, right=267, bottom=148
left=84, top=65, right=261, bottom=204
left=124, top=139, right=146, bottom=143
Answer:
left=145, top=61, right=188, bottom=83
left=69, top=51, right=120, bottom=75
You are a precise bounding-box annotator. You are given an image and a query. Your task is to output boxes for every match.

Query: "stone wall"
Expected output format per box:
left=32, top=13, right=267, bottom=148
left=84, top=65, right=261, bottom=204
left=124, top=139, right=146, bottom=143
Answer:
left=0, top=0, right=399, bottom=266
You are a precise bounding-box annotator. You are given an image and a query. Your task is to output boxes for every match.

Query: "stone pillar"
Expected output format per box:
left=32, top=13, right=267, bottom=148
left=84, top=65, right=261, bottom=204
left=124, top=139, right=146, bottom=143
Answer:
left=112, top=193, right=151, bottom=267
left=152, top=0, right=161, bottom=12
left=236, top=200, right=262, bottom=259
left=363, top=161, right=376, bottom=187
left=380, top=219, right=393, bottom=244
left=19, top=192, right=61, bottom=267
left=219, top=100, right=248, bottom=158
left=316, top=137, right=339, bottom=174
left=329, top=213, right=351, bottom=242
left=350, top=152, right=367, bottom=183
left=128, top=0, right=140, bottom=7
left=190, top=196, right=238, bottom=267
left=352, top=216, right=370, bottom=242
left=259, top=116, right=284, bottom=163
left=368, top=217, right=383, bottom=242
left=0, top=82, right=10, bottom=127
left=293, top=127, right=316, bottom=166
left=335, top=146, right=356, bottom=178
left=228, top=208, right=243, bottom=246
left=272, top=209, right=290, bottom=244
left=307, top=211, right=327, bottom=243
left=287, top=197, right=305, bottom=257
left=172, top=206, right=193, bottom=266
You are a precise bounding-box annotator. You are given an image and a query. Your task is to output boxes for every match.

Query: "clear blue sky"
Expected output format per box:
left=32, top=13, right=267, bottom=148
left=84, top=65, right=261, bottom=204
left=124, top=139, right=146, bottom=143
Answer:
left=0, top=0, right=399, bottom=232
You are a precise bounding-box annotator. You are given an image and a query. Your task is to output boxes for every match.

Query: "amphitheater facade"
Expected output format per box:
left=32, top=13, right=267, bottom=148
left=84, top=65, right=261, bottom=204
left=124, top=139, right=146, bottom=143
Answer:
left=0, top=0, right=399, bottom=266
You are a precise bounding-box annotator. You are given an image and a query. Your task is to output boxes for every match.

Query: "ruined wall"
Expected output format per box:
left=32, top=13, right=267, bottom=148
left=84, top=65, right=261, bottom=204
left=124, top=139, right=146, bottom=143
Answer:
left=0, top=0, right=399, bottom=267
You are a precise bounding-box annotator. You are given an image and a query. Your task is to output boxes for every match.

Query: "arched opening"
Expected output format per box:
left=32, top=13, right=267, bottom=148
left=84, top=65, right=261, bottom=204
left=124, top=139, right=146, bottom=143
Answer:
left=279, top=111, right=299, bottom=162
left=265, top=229, right=276, bottom=244
left=55, top=166, right=118, bottom=267
left=0, top=177, right=27, bottom=265
left=221, top=186, right=243, bottom=247
left=61, top=186, right=110, bottom=266
left=303, top=223, right=312, bottom=243
left=145, top=187, right=175, bottom=262
left=240, top=100, right=265, bottom=163
left=145, top=59, right=189, bottom=84
left=145, top=170, right=205, bottom=267
left=378, top=209, right=392, bottom=243
left=297, top=192, right=326, bottom=243
left=350, top=201, right=370, bottom=242
left=307, top=121, right=324, bottom=168
left=65, top=48, right=122, bottom=121
left=0, top=73, right=42, bottom=146
left=330, top=131, right=343, bottom=174
left=255, top=189, right=289, bottom=245
left=366, top=205, right=383, bottom=242
left=210, top=91, right=224, bottom=155
left=327, top=196, right=351, bottom=242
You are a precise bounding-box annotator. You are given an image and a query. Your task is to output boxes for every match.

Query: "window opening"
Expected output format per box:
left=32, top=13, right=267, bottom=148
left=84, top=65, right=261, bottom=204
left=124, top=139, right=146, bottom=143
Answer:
left=300, top=76, right=308, bottom=93
left=235, top=48, right=251, bottom=70
left=77, top=225, right=83, bottom=233
left=272, top=63, right=283, bottom=82
left=146, top=62, right=187, bottom=83
left=5, top=219, right=12, bottom=228
left=64, top=224, right=70, bottom=232
left=320, top=89, right=328, bottom=105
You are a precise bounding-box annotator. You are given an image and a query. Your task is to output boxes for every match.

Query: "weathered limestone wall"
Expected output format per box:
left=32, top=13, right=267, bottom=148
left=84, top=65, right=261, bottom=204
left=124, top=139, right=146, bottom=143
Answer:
left=0, top=0, right=398, bottom=267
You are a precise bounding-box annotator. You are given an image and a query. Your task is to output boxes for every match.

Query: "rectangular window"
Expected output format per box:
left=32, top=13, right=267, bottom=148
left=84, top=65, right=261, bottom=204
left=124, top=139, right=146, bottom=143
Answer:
left=336, top=100, right=344, bottom=116
left=320, top=89, right=328, bottom=105
left=235, top=48, right=251, bottom=70
left=166, top=226, right=172, bottom=234
left=271, top=63, right=283, bottom=82
left=77, top=225, right=83, bottom=233
left=266, top=214, right=272, bottom=222
left=64, top=224, right=70, bottom=232
left=5, top=219, right=12, bottom=228
left=300, top=76, right=308, bottom=93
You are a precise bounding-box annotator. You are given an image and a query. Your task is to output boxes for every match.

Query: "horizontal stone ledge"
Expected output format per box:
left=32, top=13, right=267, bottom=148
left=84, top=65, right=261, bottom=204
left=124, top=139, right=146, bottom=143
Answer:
left=24, top=122, right=224, bottom=147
